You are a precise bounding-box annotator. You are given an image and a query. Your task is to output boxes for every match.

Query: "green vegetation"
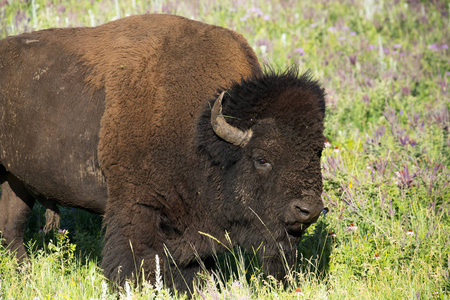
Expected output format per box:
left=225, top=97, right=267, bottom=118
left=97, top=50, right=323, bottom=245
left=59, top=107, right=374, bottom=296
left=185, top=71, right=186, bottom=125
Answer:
left=1, top=0, right=449, bottom=298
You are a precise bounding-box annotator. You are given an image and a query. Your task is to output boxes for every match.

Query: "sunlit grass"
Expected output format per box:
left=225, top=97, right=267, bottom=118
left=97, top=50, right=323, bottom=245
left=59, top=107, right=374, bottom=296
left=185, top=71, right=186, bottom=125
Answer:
left=0, top=0, right=449, bottom=299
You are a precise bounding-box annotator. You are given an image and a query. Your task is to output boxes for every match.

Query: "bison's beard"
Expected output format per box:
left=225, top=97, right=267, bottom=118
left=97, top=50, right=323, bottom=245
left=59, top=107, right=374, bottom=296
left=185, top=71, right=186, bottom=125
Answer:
left=258, top=232, right=303, bottom=281
left=235, top=224, right=303, bottom=281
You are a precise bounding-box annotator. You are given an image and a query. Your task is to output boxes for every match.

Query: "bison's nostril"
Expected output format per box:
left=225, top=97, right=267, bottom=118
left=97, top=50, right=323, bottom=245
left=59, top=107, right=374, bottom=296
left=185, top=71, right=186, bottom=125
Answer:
left=295, top=205, right=310, bottom=217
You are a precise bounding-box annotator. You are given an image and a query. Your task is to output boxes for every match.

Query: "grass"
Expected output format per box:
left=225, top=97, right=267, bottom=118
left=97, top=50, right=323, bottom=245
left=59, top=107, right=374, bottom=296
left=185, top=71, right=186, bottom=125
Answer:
left=0, top=0, right=449, bottom=299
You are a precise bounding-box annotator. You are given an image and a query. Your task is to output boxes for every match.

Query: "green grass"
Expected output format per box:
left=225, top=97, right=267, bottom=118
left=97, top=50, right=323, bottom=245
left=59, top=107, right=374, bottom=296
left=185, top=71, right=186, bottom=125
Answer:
left=1, top=0, right=449, bottom=299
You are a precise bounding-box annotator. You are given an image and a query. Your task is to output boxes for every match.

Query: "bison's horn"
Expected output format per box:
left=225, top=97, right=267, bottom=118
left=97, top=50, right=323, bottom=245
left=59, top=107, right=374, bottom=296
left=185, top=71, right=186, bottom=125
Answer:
left=211, top=92, right=252, bottom=147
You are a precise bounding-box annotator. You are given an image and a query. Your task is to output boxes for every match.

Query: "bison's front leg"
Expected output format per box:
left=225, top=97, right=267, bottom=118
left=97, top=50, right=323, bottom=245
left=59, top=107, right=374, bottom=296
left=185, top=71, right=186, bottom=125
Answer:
left=101, top=200, right=166, bottom=286
left=0, top=172, right=36, bottom=260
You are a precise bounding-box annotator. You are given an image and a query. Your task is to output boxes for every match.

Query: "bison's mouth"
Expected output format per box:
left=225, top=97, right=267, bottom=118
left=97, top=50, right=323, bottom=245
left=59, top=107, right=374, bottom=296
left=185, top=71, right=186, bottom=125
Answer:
left=285, top=222, right=311, bottom=237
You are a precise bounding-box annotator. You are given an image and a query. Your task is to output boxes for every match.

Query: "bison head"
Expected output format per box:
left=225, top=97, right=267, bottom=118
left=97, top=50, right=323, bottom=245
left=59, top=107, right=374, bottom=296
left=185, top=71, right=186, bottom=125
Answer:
left=197, top=67, right=326, bottom=278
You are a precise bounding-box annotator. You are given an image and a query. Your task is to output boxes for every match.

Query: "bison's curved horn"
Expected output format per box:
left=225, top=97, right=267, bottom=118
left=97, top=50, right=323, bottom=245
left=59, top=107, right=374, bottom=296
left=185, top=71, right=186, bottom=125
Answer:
left=211, top=92, right=252, bottom=147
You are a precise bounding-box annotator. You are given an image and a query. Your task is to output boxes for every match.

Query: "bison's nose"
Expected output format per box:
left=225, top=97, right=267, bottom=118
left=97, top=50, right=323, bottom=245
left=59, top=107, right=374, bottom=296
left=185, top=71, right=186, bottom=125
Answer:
left=289, top=200, right=323, bottom=223
left=285, top=199, right=323, bottom=237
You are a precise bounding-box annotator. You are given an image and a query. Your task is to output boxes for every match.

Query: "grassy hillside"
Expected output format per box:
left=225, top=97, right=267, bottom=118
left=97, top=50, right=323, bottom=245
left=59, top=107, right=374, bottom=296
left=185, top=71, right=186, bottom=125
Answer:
left=1, top=0, right=449, bottom=299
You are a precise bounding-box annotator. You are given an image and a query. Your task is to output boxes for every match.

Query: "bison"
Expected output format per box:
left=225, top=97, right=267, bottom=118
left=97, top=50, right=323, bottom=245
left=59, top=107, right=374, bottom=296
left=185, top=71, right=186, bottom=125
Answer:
left=0, top=14, right=326, bottom=291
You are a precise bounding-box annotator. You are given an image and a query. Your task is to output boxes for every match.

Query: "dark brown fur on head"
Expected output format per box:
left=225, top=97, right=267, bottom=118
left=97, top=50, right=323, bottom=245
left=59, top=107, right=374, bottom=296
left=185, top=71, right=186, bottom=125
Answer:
left=196, top=66, right=326, bottom=280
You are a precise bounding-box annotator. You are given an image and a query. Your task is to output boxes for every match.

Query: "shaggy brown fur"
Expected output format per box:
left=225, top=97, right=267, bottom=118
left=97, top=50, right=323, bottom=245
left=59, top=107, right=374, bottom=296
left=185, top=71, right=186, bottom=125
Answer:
left=0, top=14, right=325, bottom=294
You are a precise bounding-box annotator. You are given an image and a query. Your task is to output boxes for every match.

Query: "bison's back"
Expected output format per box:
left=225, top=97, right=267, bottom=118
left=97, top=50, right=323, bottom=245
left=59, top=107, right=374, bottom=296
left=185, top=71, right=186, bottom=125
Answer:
left=56, top=14, right=262, bottom=192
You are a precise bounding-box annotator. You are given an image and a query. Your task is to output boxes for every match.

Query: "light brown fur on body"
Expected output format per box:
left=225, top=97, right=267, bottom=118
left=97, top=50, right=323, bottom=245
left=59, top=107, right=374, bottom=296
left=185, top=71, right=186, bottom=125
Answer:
left=1, top=14, right=261, bottom=289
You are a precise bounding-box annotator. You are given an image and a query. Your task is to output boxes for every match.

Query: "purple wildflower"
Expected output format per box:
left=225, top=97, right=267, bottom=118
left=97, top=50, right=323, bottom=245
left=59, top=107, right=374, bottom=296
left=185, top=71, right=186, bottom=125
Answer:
left=366, top=125, right=385, bottom=146
left=394, top=165, right=416, bottom=187
left=407, top=111, right=424, bottom=130
left=240, top=15, right=249, bottom=21
left=441, top=44, right=448, bottom=49
left=367, top=44, right=376, bottom=51
left=295, top=47, right=305, bottom=55
left=398, top=133, right=409, bottom=146
left=376, top=125, right=386, bottom=137
left=370, top=157, right=392, bottom=181
left=428, top=44, right=439, bottom=51
left=363, top=94, right=370, bottom=104
left=431, top=106, right=449, bottom=128
left=322, top=153, right=345, bottom=178
left=422, top=163, right=445, bottom=195
left=249, top=7, right=263, bottom=17
left=349, top=31, right=357, bottom=36
left=263, top=15, right=270, bottom=21
left=393, top=44, right=402, bottom=49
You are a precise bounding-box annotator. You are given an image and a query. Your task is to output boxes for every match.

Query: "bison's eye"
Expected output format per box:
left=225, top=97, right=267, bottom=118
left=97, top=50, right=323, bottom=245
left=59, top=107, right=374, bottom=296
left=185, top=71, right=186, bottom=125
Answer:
left=253, top=157, right=272, bottom=171
left=252, top=149, right=272, bottom=171
left=257, top=159, right=268, bottom=165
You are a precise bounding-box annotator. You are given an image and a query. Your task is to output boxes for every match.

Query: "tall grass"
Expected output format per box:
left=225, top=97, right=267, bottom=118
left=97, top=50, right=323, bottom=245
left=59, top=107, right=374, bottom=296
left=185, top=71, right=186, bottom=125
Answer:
left=1, top=0, right=449, bottom=299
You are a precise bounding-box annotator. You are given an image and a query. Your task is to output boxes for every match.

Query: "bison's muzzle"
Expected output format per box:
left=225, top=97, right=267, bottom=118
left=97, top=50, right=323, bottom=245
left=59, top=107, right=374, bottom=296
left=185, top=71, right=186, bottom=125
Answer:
left=284, top=198, right=325, bottom=237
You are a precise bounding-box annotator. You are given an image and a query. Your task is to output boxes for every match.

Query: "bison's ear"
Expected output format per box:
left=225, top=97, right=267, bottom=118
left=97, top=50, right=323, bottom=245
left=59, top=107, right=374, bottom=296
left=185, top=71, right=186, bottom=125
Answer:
left=211, top=92, right=252, bottom=147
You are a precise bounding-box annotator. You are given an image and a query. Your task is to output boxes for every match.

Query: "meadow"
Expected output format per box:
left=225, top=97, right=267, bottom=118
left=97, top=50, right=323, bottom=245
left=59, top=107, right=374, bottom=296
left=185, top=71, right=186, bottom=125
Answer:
left=0, top=0, right=449, bottom=299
